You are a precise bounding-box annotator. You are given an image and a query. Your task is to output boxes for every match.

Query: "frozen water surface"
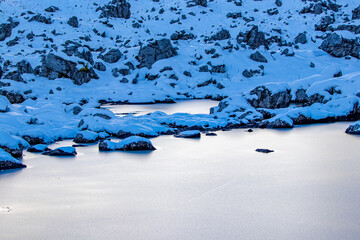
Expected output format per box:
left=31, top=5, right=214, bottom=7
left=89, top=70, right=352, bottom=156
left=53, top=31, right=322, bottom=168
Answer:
left=1, top=122, right=360, bottom=240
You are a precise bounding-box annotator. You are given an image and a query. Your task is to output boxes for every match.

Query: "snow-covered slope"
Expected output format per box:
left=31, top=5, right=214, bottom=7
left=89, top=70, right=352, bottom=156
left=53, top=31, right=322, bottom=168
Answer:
left=1, top=0, right=360, bottom=169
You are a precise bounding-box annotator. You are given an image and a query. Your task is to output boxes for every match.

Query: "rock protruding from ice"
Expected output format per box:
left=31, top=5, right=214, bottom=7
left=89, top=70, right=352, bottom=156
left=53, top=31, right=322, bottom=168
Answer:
left=98, top=136, right=156, bottom=151
left=345, top=121, right=360, bottom=135
left=40, top=53, right=98, bottom=85
left=27, top=144, right=50, bottom=153
left=319, top=33, right=360, bottom=59
left=99, top=0, right=131, bottom=19
left=255, top=148, right=274, bottom=153
left=174, top=130, right=201, bottom=138
left=137, top=39, right=177, bottom=69
left=74, top=131, right=109, bottom=143
left=245, top=84, right=291, bottom=109
left=259, top=115, right=294, bottom=128
left=0, top=148, right=26, bottom=171
left=0, top=96, right=10, bottom=112
left=42, top=146, right=77, bottom=156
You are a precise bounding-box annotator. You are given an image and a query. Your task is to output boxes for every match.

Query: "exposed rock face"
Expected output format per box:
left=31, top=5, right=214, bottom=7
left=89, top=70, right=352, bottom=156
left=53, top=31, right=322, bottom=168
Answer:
left=99, top=137, right=156, bottom=151
left=137, top=39, right=177, bottom=69
left=67, top=16, right=79, bottom=28
left=0, top=90, right=25, bottom=104
left=336, top=25, right=360, bottom=34
left=74, top=47, right=94, bottom=64
left=29, top=14, right=52, bottom=24
left=100, top=49, right=122, bottom=63
left=345, top=122, right=360, bottom=134
left=99, top=0, right=131, bottom=19
left=237, top=26, right=268, bottom=50
left=17, top=60, right=34, bottom=74
left=45, top=6, right=59, bottom=12
left=294, top=89, right=325, bottom=106
left=294, top=32, right=307, bottom=44
left=74, top=131, right=99, bottom=143
left=206, top=29, right=231, bottom=41
left=352, top=5, right=360, bottom=20
left=187, top=0, right=207, bottom=7
left=94, top=62, right=106, bottom=71
left=250, top=51, right=267, bottom=63
left=247, top=86, right=291, bottom=109
left=27, top=144, right=50, bottom=153
left=0, top=21, right=19, bottom=41
left=258, top=117, right=293, bottom=128
left=41, top=53, right=98, bottom=85
left=170, top=30, right=195, bottom=40
left=319, top=33, right=360, bottom=59
left=315, top=16, right=335, bottom=32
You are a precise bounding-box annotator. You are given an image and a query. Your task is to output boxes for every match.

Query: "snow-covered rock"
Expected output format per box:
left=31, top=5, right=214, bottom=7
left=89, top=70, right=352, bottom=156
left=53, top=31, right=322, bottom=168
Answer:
left=345, top=121, right=360, bottom=135
left=98, top=136, right=156, bottom=151
left=0, top=148, right=26, bottom=171
left=27, top=144, right=50, bottom=153
left=42, top=146, right=77, bottom=156
left=0, top=96, right=10, bottom=112
left=174, top=130, right=201, bottom=138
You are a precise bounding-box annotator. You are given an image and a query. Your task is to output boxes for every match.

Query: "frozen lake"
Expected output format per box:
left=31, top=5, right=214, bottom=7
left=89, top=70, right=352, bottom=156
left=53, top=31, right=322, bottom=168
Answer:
left=1, top=122, right=360, bottom=239
left=102, top=99, right=219, bottom=116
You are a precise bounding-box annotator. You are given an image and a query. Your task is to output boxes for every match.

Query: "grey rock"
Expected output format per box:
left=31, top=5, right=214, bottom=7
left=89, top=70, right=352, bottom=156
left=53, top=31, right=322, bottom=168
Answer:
left=45, top=6, right=59, bottom=12
left=94, top=62, right=106, bottom=71
left=255, top=148, right=274, bottom=153
left=206, top=29, right=231, bottom=41
left=74, top=47, right=94, bottom=64
left=294, top=32, right=307, bottom=44
left=170, top=30, right=195, bottom=40
left=0, top=160, right=26, bottom=171
left=99, top=139, right=156, bottom=151
left=211, top=64, right=226, bottom=73
left=4, top=71, right=23, bottom=82
left=259, top=118, right=293, bottom=128
left=137, top=39, right=177, bottom=69
left=0, top=90, right=25, bottom=103
left=67, top=16, right=79, bottom=28
left=0, top=21, right=19, bottom=41
left=100, top=49, right=122, bottom=63
left=29, top=14, right=52, bottom=24
left=42, top=147, right=77, bottom=156
left=275, top=0, right=282, bottom=7
left=99, top=0, right=131, bottom=19
left=237, top=26, right=268, bottom=50
left=352, top=5, right=360, bottom=20
left=346, top=123, right=360, bottom=134
left=336, top=25, right=360, bottom=34
left=250, top=51, right=268, bottom=63
left=187, top=0, right=207, bottom=7
left=319, top=33, right=360, bottom=59
left=247, top=86, right=291, bottom=109
left=16, top=60, right=34, bottom=74
left=315, top=16, right=335, bottom=32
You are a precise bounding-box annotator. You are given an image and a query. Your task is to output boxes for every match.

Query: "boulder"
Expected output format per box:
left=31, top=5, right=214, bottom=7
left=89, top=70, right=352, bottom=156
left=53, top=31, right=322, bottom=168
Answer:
left=42, top=146, right=77, bottom=156
left=294, top=32, right=307, bottom=44
left=255, top=148, right=274, bottom=153
left=29, top=14, right=52, bottom=24
left=250, top=51, right=267, bottom=63
left=27, top=144, right=50, bottom=153
left=319, top=33, right=360, bottom=59
left=99, top=0, right=131, bottom=19
left=94, top=62, right=106, bottom=71
left=100, top=49, right=122, bottom=63
left=187, top=0, right=207, bottom=7
left=275, top=0, right=282, bottom=7
left=74, top=47, right=94, bottom=64
left=99, top=136, right=156, bottom=151
left=74, top=131, right=99, bottom=143
left=345, top=122, right=360, bottom=134
left=45, top=6, right=59, bottom=12
left=237, top=26, right=268, bottom=50
left=0, top=149, right=26, bottom=171
left=206, top=29, right=231, bottom=41
left=0, top=21, right=19, bottom=41
left=246, top=85, right=291, bottom=109
left=137, top=39, right=177, bottom=69
left=174, top=130, right=201, bottom=138
left=170, top=30, right=195, bottom=40
left=258, top=116, right=294, bottom=128
left=67, top=16, right=79, bottom=28
left=352, top=5, right=360, bottom=20
left=315, top=16, right=335, bottom=32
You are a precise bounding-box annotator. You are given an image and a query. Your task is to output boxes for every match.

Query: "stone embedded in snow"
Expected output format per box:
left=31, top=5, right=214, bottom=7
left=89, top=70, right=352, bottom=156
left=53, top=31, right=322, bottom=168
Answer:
left=237, top=26, right=268, bottom=50
left=137, top=39, right=177, bottom=69
left=258, top=115, right=294, bottom=129
left=74, top=130, right=101, bottom=143
left=206, top=29, right=231, bottom=42
left=352, top=5, right=360, bottom=20
left=45, top=6, right=59, bottom=12
left=94, top=62, right=106, bottom=71
left=67, top=16, right=79, bottom=28
left=99, top=0, right=131, bottom=19
left=0, top=148, right=26, bottom=171
left=275, top=0, right=282, bottom=7
left=250, top=51, right=267, bottom=63
left=319, top=33, right=360, bottom=59
left=0, top=95, right=10, bottom=112
left=100, top=49, right=122, bottom=63
left=0, top=21, right=19, bottom=42
left=294, top=32, right=307, bottom=44
left=187, top=0, right=207, bottom=7
left=245, top=84, right=291, bottom=109
left=174, top=130, right=201, bottom=138
left=27, top=144, right=50, bottom=153
left=170, top=30, right=196, bottom=41
left=255, top=148, right=274, bottom=153
left=315, top=16, right=335, bottom=32
left=42, top=146, right=77, bottom=156
left=205, top=132, right=217, bottom=136
left=345, top=122, right=360, bottom=135
left=98, top=136, right=156, bottom=151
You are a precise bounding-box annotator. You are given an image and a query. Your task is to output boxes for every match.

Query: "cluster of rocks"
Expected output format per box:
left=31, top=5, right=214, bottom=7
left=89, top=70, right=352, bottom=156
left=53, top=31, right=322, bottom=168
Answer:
left=98, top=0, right=131, bottom=19
left=319, top=33, right=360, bottom=59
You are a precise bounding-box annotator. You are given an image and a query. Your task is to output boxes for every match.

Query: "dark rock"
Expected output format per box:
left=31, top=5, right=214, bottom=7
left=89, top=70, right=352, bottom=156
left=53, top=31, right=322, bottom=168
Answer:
left=247, top=86, right=291, bottom=109
left=74, top=47, right=94, bottom=64
left=226, top=12, right=242, bottom=19
left=99, top=0, right=131, bottom=19
left=0, top=161, right=26, bottom=171
left=205, top=132, right=217, bottom=136
left=170, top=30, right=195, bottom=40
left=67, top=16, right=79, bottom=28
left=267, top=8, right=279, bottom=16
left=250, top=51, right=267, bottom=63
left=174, top=130, right=201, bottom=138
left=294, top=32, right=307, bottom=44
left=255, top=148, right=274, bottom=153
left=352, top=5, right=360, bottom=20
left=315, top=16, right=335, bottom=32
left=243, top=69, right=254, bottom=78
left=29, top=14, right=52, bottom=24
left=0, top=90, right=25, bottom=104
left=27, top=144, right=50, bottom=153
left=4, top=71, right=23, bottom=82
left=100, top=49, right=122, bottom=63
left=336, top=25, right=360, bottom=34
left=206, top=29, right=231, bottom=41
left=275, top=0, right=282, bottom=7
left=187, top=0, right=207, bottom=7
left=237, top=26, right=268, bottom=50
left=345, top=123, right=360, bottom=134
left=137, top=39, right=177, bottom=69
left=199, top=65, right=209, bottom=72
left=319, top=33, right=360, bottom=59
left=94, top=62, right=106, bottom=71
left=99, top=137, right=156, bottom=151
left=333, top=71, right=342, bottom=78
left=16, top=60, right=34, bottom=74
left=0, top=21, right=19, bottom=41
left=42, top=147, right=77, bottom=156
left=45, top=6, right=59, bottom=12
left=211, top=64, right=226, bottom=73
left=74, top=131, right=99, bottom=143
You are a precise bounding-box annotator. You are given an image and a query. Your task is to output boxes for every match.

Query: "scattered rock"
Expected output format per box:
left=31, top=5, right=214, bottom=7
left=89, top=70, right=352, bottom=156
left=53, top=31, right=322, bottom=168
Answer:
left=99, top=136, right=156, bottom=151
left=99, top=0, right=131, bottom=19
left=206, top=29, right=231, bottom=42
left=250, top=51, right=267, bottom=63
left=170, top=30, right=195, bottom=40
left=0, top=21, right=19, bottom=41
left=27, top=144, right=50, bottom=153
left=352, top=5, right=360, bottom=20
left=319, top=33, right=360, bottom=59
left=42, top=146, right=77, bottom=156
left=294, top=32, right=307, bottom=44
left=100, top=49, right=122, bottom=63
left=45, top=6, right=59, bottom=12
left=174, top=130, right=201, bottom=138
left=74, top=131, right=100, bottom=143
left=246, top=85, right=291, bottom=109
left=205, top=132, right=217, bottom=136
left=255, top=148, right=274, bottom=153
left=67, top=16, right=79, bottom=28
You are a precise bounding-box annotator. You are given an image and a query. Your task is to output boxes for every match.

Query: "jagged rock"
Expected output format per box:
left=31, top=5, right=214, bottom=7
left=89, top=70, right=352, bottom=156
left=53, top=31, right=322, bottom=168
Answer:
left=237, top=26, right=268, bottom=50
left=319, top=33, right=360, bottom=59
left=174, top=130, right=201, bottom=138
left=4, top=71, right=23, bottom=82
left=0, top=21, right=19, bottom=41
left=16, top=60, right=34, bottom=74
left=41, top=53, right=98, bottom=85
left=67, top=16, right=79, bottom=28
left=206, top=29, right=231, bottom=41
left=267, top=8, right=279, bottom=16
left=255, top=148, right=274, bottom=153
left=226, top=12, right=242, bottom=19
left=336, top=25, right=360, bottom=34
left=74, top=47, right=94, bottom=64
left=27, top=144, right=50, bottom=153
left=137, top=39, right=177, bottom=69
left=170, top=30, right=195, bottom=40
left=211, top=64, right=226, bottom=73
left=0, top=148, right=26, bottom=170
left=99, top=0, right=131, bottom=19
left=0, top=66, right=2, bottom=79
left=45, top=6, right=59, bottom=12
left=352, top=5, right=360, bottom=20
left=100, top=49, right=122, bottom=63
left=0, top=90, right=25, bottom=103
left=29, top=14, right=52, bottom=24
left=250, top=51, right=267, bottom=63
left=281, top=48, right=295, bottom=57
left=94, top=62, right=106, bottom=71
left=275, top=0, right=282, bottom=7
left=187, top=0, right=207, bottom=7
left=247, top=85, right=291, bottom=109
left=42, top=146, right=77, bottom=156
left=99, top=136, right=156, bottom=151
left=294, top=89, right=325, bottom=106
left=345, top=122, right=360, bottom=134
left=294, top=32, right=307, bottom=44
left=315, top=16, right=335, bottom=32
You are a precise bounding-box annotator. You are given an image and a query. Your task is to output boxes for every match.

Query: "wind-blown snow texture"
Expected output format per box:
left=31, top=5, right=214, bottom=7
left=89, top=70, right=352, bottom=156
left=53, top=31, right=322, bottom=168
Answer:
left=1, top=0, right=360, bottom=168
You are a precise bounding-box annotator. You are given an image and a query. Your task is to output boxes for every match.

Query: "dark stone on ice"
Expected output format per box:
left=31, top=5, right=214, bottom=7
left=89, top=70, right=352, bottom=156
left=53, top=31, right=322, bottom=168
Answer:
left=255, top=148, right=274, bottom=153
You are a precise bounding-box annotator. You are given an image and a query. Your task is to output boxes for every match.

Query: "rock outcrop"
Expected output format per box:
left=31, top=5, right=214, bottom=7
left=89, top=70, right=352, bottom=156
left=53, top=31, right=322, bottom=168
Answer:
left=99, top=0, right=131, bottom=19
left=319, top=33, right=360, bottom=59
left=246, top=85, right=291, bottom=109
